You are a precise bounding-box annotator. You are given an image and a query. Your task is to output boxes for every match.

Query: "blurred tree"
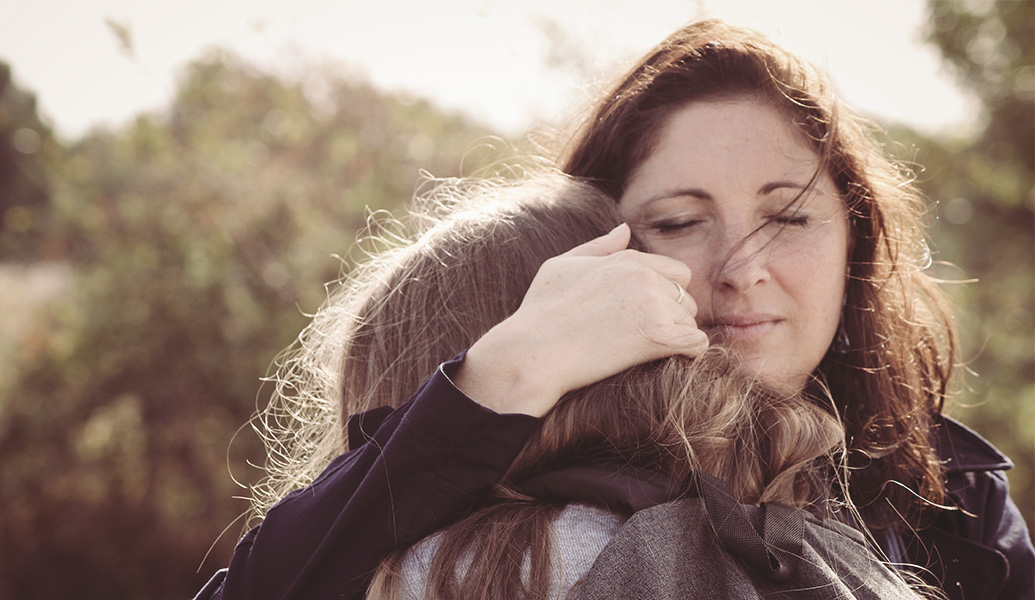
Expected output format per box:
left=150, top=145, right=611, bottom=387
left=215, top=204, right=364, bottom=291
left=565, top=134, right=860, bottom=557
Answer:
left=0, top=61, right=57, bottom=260
left=927, top=0, right=1034, bottom=171
left=903, top=0, right=1035, bottom=534
left=0, top=50, right=495, bottom=599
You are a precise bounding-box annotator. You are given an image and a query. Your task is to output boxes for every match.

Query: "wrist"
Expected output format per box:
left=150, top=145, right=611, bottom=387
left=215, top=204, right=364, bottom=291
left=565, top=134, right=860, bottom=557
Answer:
left=451, top=322, right=562, bottom=417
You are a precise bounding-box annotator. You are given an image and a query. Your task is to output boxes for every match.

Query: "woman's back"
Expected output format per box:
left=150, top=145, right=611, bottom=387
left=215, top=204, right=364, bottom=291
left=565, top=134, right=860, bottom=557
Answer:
left=395, top=503, right=624, bottom=600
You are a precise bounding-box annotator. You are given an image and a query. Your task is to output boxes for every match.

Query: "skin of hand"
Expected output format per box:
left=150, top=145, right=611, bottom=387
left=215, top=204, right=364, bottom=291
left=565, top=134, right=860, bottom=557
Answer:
left=452, top=223, right=710, bottom=417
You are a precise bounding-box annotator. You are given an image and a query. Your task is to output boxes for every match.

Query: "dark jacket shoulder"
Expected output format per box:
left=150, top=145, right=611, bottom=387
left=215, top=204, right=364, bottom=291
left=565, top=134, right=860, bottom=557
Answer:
left=933, top=413, right=1013, bottom=473
left=907, top=414, right=1034, bottom=600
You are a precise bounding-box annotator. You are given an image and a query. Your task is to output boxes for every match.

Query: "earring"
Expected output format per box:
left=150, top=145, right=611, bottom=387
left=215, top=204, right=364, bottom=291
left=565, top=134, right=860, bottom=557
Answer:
left=833, top=288, right=850, bottom=355
left=833, top=318, right=850, bottom=355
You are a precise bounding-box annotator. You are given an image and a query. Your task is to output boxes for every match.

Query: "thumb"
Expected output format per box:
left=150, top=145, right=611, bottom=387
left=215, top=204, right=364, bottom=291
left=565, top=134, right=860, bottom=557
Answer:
left=564, top=223, right=631, bottom=257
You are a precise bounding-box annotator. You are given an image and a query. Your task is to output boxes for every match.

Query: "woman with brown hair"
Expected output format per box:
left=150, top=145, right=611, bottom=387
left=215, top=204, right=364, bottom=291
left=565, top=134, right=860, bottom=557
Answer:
left=196, top=18, right=1033, bottom=600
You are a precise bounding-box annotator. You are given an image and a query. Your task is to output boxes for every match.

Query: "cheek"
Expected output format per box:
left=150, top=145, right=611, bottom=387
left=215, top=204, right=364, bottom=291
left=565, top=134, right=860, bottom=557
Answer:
left=651, top=240, right=712, bottom=281
left=794, top=224, right=849, bottom=294
left=786, top=248, right=847, bottom=321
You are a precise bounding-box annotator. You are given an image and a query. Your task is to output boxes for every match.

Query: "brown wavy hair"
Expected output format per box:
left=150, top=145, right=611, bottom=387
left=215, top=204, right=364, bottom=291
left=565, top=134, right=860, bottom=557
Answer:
left=347, top=174, right=846, bottom=599
left=553, top=18, right=957, bottom=530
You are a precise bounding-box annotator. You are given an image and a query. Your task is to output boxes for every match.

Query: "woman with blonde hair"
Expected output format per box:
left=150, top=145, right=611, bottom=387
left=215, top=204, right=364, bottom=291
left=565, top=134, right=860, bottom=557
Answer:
left=197, top=18, right=1033, bottom=600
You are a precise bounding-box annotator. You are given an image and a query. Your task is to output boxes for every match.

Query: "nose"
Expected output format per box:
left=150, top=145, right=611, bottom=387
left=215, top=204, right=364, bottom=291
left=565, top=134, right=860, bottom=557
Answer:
left=713, top=229, right=771, bottom=295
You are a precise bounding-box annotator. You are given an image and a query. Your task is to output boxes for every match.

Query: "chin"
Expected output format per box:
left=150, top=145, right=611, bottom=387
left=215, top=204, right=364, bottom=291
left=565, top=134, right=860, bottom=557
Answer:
left=738, top=358, right=808, bottom=395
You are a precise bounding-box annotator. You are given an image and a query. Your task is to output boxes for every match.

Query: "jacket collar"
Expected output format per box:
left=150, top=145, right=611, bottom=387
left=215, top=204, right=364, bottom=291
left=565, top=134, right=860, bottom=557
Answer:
left=933, top=414, right=1013, bottom=473
left=515, top=464, right=684, bottom=515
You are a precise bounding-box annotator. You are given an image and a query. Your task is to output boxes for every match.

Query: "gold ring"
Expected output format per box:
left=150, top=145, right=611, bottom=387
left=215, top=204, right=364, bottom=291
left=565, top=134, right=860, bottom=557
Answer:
left=672, top=281, right=686, bottom=305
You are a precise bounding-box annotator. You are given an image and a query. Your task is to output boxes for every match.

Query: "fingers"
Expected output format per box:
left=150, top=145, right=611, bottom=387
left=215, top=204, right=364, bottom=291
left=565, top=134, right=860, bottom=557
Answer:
left=564, top=222, right=631, bottom=257
left=487, top=221, right=709, bottom=403
left=582, top=243, right=697, bottom=317
left=647, top=309, right=710, bottom=359
left=679, top=328, right=711, bottom=358
left=670, top=280, right=686, bottom=305
left=673, top=283, right=698, bottom=318
left=629, top=251, right=693, bottom=287
left=562, top=222, right=693, bottom=286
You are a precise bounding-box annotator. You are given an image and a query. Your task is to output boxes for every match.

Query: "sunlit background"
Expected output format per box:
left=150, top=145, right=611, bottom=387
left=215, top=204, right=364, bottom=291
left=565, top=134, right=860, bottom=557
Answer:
left=0, top=1, right=1030, bottom=598
left=1, top=0, right=979, bottom=139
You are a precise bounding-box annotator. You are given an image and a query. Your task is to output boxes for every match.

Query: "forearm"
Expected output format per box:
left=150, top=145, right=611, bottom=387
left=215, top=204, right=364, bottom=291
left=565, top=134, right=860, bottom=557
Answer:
left=214, top=357, right=539, bottom=600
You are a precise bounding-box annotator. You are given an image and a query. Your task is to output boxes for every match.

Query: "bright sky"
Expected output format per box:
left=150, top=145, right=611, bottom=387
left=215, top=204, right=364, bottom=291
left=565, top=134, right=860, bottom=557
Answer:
left=0, top=0, right=977, bottom=142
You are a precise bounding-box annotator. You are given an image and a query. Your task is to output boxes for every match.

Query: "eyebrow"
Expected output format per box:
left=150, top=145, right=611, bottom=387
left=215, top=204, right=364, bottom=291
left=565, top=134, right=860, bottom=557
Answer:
left=759, top=181, right=809, bottom=195
left=641, top=181, right=809, bottom=206
left=642, top=188, right=713, bottom=204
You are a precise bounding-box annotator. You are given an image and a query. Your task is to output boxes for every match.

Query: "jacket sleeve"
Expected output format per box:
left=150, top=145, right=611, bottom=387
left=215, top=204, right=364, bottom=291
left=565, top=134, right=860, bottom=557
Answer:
left=979, top=472, right=1035, bottom=600
left=194, top=354, right=540, bottom=600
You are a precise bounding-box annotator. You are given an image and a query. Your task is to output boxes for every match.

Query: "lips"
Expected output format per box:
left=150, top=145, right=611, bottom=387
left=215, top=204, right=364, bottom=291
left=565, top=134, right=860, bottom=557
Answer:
left=701, top=314, right=783, bottom=340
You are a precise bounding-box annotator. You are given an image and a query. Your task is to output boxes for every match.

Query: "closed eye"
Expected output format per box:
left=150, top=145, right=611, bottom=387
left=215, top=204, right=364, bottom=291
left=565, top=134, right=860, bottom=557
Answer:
left=652, top=219, right=703, bottom=234
left=771, top=214, right=810, bottom=227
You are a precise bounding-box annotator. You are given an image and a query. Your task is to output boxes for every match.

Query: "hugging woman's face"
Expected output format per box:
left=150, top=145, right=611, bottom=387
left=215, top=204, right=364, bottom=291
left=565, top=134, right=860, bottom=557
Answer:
left=619, top=97, right=851, bottom=394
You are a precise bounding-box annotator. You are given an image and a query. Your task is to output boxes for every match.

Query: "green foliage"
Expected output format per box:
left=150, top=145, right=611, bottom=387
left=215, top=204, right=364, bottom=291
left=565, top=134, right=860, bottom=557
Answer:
left=0, top=61, right=57, bottom=260
left=0, top=50, right=493, bottom=599
left=915, top=0, right=1035, bottom=534
left=927, top=0, right=1034, bottom=171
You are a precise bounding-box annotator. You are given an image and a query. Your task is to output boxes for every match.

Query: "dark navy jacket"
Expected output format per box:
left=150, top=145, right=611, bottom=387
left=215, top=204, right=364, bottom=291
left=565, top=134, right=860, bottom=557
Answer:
left=195, top=356, right=1034, bottom=600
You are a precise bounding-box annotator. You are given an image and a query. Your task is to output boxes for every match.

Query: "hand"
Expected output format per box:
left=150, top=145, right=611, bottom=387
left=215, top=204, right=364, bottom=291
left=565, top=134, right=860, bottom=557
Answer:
left=452, top=223, right=710, bottom=417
